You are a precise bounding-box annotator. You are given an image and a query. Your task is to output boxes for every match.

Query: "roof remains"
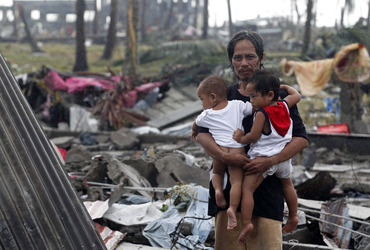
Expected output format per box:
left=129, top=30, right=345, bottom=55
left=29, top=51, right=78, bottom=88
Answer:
left=0, top=52, right=106, bottom=249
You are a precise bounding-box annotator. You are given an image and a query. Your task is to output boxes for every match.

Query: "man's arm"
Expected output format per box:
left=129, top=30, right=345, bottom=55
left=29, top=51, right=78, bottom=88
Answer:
left=244, top=137, right=308, bottom=175
left=196, top=132, right=251, bottom=166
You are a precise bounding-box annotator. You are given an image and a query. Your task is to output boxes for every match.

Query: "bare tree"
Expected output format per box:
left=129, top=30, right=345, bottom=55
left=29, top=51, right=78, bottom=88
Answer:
left=93, top=0, right=99, bottom=35
left=126, top=0, right=139, bottom=83
left=339, top=80, right=362, bottom=133
left=164, top=0, right=174, bottom=30
left=101, top=0, right=118, bottom=60
left=73, top=0, right=89, bottom=72
left=201, top=0, right=208, bottom=39
left=183, top=0, right=192, bottom=25
left=367, top=0, right=370, bottom=31
left=294, top=0, right=301, bottom=38
left=18, top=4, right=42, bottom=53
left=12, top=0, right=18, bottom=38
left=227, top=0, right=233, bottom=38
left=340, top=0, right=354, bottom=28
left=140, top=0, right=147, bottom=42
left=193, top=0, right=199, bottom=28
left=301, top=0, right=313, bottom=55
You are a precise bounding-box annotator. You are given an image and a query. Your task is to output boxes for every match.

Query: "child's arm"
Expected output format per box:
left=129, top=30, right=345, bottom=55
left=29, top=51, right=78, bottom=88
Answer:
left=233, top=111, right=265, bottom=144
left=191, top=121, right=199, bottom=141
left=280, top=84, right=301, bottom=108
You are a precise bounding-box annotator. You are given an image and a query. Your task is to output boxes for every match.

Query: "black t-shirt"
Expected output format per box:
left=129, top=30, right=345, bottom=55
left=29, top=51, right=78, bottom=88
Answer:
left=202, top=83, right=308, bottom=221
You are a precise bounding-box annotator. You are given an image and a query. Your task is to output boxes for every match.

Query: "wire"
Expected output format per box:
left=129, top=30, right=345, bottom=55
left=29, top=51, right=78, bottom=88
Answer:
left=304, top=214, right=370, bottom=239
left=298, top=207, right=370, bottom=227
left=283, top=240, right=351, bottom=249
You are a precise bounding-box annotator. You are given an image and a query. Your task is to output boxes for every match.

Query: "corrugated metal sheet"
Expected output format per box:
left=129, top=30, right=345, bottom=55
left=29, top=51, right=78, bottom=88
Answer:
left=0, top=53, right=106, bottom=249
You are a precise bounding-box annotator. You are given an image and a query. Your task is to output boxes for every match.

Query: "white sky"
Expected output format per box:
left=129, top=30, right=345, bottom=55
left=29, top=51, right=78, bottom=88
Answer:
left=1, top=0, right=368, bottom=28
left=209, top=0, right=369, bottom=27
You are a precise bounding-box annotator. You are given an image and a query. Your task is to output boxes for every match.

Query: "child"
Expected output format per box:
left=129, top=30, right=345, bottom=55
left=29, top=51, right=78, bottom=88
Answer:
left=233, top=70, right=300, bottom=243
left=191, top=75, right=253, bottom=230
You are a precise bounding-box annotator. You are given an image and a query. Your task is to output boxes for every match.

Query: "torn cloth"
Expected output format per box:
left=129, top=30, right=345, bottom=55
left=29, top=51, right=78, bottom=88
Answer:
left=281, top=58, right=333, bottom=96
left=333, top=43, right=370, bottom=83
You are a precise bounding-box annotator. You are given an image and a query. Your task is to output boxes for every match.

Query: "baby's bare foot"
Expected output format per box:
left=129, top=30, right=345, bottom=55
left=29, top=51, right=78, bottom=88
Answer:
left=226, top=208, right=237, bottom=230
left=282, top=215, right=298, bottom=233
left=238, top=223, right=253, bottom=244
left=215, top=189, right=227, bottom=208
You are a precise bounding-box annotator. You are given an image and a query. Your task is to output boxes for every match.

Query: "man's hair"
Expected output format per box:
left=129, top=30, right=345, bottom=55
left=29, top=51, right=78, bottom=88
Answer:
left=227, top=30, right=265, bottom=66
left=199, top=75, right=228, bottom=100
left=248, top=70, right=280, bottom=101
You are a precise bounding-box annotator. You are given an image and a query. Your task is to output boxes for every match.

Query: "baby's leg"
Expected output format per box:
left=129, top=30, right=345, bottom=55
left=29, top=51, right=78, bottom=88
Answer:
left=212, top=152, right=228, bottom=209
left=281, top=178, right=298, bottom=233
left=225, top=147, right=245, bottom=230
left=238, top=173, right=264, bottom=244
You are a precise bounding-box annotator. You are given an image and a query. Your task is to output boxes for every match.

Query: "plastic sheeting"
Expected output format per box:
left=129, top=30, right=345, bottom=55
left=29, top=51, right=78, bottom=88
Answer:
left=103, top=202, right=164, bottom=226
left=143, top=185, right=213, bottom=249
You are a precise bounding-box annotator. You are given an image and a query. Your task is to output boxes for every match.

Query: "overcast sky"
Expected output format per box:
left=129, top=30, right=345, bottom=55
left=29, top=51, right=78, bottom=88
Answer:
left=1, top=0, right=368, bottom=28
left=209, top=0, right=369, bottom=27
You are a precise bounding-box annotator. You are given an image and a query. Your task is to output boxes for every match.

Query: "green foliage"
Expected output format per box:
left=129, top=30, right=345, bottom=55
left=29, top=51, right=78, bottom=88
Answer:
left=332, top=28, right=370, bottom=51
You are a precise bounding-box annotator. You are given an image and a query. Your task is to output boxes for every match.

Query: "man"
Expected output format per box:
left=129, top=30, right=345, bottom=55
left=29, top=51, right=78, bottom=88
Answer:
left=196, top=30, right=308, bottom=250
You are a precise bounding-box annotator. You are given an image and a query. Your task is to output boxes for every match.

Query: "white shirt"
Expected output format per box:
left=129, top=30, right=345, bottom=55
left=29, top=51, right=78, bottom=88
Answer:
left=196, top=100, right=253, bottom=148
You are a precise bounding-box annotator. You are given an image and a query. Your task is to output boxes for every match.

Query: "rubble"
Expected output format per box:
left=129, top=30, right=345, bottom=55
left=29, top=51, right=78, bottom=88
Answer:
left=6, top=57, right=370, bottom=249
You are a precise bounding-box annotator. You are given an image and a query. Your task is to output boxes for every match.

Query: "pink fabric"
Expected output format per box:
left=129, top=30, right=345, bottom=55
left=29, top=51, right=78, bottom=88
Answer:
left=65, top=77, right=117, bottom=93
left=44, top=71, right=119, bottom=94
left=134, top=81, right=164, bottom=94
left=44, top=71, right=69, bottom=91
left=120, top=90, right=138, bottom=108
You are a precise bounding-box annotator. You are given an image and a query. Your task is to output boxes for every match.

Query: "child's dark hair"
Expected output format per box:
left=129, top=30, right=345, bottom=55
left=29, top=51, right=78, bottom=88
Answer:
left=247, top=70, right=280, bottom=101
left=200, top=75, right=228, bottom=100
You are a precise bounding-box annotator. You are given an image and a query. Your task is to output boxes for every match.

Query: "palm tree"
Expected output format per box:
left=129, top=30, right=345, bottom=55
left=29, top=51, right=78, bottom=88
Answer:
left=73, top=0, right=89, bottom=72
left=101, top=0, right=118, bottom=60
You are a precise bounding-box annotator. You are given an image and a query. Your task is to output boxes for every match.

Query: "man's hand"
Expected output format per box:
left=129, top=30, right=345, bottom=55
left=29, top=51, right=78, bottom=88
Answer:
left=244, top=155, right=277, bottom=175
left=224, top=152, right=251, bottom=167
left=233, top=128, right=244, bottom=143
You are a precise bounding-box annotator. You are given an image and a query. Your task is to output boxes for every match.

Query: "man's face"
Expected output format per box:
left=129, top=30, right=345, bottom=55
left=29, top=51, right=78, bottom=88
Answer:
left=232, top=40, right=264, bottom=81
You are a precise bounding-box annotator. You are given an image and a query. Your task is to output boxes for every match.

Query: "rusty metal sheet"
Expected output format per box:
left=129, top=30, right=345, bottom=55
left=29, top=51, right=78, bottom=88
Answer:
left=0, top=53, right=106, bottom=249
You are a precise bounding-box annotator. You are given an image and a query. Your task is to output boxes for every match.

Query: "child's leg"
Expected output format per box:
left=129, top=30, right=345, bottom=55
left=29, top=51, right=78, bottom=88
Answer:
left=226, top=164, right=243, bottom=230
left=281, top=178, right=298, bottom=233
left=225, top=147, right=245, bottom=230
left=238, top=173, right=264, bottom=244
left=212, top=149, right=228, bottom=208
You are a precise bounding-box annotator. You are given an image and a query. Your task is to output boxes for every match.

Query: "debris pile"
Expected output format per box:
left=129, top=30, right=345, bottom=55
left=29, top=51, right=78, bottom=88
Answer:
left=10, top=62, right=370, bottom=249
